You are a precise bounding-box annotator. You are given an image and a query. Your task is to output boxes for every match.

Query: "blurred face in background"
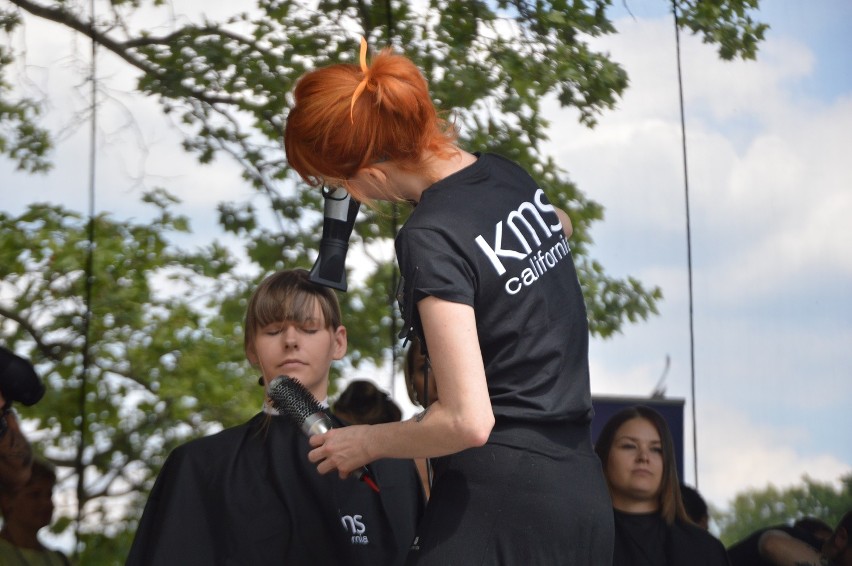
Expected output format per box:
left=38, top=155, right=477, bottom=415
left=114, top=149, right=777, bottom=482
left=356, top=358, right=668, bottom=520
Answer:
left=2, top=475, right=55, bottom=532
left=0, top=408, right=33, bottom=489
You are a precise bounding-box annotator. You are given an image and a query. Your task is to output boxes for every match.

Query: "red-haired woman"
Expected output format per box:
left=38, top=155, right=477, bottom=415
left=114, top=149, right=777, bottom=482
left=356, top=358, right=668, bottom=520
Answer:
left=595, top=406, right=730, bottom=565
left=285, top=38, right=613, bottom=565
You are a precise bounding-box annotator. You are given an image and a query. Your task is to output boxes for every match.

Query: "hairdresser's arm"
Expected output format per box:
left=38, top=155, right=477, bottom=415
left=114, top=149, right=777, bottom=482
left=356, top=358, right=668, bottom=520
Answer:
left=411, top=295, right=495, bottom=449
left=309, top=297, right=494, bottom=476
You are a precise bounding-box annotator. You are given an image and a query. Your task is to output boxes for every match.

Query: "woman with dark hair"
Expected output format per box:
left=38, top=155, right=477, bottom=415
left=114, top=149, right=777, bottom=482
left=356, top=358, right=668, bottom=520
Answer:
left=595, top=405, right=730, bottom=566
left=284, top=38, right=613, bottom=565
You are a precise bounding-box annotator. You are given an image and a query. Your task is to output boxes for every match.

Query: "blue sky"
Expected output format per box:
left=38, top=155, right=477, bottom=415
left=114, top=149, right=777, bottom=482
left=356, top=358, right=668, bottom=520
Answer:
left=1, top=1, right=850, bottom=518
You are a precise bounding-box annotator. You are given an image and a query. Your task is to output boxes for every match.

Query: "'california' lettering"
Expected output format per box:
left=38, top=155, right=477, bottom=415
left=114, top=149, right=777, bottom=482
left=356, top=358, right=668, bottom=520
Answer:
left=504, top=234, right=572, bottom=295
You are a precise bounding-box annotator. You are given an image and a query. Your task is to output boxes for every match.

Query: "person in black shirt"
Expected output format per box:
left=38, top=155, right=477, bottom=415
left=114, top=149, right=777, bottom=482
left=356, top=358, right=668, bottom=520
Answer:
left=284, top=37, right=613, bottom=565
left=728, top=519, right=829, bottom=566
left=728, top=512, right=852, bottom=566
left=748, top=512, right=851, bottom=566
left=595, top=405, right=730, bottom=566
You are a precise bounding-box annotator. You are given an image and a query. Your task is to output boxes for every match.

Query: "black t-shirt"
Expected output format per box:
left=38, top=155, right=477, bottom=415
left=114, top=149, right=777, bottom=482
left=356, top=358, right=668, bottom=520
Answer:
left=395, top=153, right=592, bottom=428
left=614, top=510, right=668, bottom=565
left=613, top=509, right=731, bottom=566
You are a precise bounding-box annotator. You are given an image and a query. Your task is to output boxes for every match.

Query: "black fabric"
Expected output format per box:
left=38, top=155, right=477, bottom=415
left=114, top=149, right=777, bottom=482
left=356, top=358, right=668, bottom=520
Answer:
left=727, top=524, right=823, bottom=566
left=126, top=412, right=424, bottom=566
left=395, top=152, right=593, bottom=427
left=613, top=509, right=731, bottom=566
left=405, top=421, right=613, bottom=566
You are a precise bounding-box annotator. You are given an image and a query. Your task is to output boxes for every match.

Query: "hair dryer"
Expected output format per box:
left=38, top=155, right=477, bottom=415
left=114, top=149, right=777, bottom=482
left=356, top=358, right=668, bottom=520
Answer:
left=309, top=187, right=361, bottom=291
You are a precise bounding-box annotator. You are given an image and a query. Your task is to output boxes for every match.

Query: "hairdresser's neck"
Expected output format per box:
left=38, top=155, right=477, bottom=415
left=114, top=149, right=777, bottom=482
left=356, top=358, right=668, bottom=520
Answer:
left=395, top=148, right=477, bottom=203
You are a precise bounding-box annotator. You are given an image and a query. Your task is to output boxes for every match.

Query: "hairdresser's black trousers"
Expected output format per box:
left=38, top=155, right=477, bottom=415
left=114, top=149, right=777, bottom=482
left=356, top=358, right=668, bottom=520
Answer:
left=404, top=420, right=614, bottom=566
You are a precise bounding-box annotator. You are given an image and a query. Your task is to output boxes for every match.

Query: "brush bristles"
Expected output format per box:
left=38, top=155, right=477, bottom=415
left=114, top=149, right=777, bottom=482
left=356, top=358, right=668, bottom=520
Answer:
left=268, top=375, right=323, bottom=424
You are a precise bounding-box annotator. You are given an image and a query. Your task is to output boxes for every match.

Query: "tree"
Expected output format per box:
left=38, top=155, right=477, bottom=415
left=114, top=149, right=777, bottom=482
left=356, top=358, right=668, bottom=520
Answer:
left=0, top=192, right=261, bottom=564
left=714, top=473, right=852, bottom=546
left=0, top=7, right=51, bottom=173
left=0, top=0, right=767, bottom=359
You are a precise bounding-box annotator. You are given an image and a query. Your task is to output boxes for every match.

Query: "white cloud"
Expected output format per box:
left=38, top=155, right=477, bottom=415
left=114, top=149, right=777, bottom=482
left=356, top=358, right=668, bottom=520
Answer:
left=697, top=402, right=849, bottom=508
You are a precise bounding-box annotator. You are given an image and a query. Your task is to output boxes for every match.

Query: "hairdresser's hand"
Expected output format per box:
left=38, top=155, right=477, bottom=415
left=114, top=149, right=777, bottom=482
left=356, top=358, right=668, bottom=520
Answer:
left=308, top=424, right=374, bottom=480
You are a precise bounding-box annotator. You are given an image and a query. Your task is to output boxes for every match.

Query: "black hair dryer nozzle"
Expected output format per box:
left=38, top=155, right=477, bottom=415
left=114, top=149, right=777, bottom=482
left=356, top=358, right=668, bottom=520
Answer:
left=309, top=187, right=361, bottom=292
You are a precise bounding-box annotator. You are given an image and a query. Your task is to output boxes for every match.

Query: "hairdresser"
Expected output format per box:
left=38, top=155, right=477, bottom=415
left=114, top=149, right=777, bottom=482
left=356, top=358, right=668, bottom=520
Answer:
left=285, top=38, right=613, bottom=565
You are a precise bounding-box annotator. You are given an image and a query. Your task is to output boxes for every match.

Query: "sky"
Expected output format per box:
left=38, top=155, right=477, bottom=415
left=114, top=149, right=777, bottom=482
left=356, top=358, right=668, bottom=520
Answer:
left=1, top=0, right=850, bottom=522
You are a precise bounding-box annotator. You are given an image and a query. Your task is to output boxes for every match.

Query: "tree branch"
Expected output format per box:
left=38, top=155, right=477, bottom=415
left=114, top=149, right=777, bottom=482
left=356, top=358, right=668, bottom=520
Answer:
left=8, top=0, right=257, bottom=108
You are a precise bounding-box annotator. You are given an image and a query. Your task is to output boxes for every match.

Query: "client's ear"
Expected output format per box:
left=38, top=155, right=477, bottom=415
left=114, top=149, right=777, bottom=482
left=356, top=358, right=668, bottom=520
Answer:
left=332, top=325, right=348, bottom=361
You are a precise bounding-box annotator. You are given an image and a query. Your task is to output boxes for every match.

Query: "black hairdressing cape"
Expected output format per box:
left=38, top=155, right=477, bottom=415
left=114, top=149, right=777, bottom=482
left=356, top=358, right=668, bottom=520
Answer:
left=126, top=412, right=424, bottom=566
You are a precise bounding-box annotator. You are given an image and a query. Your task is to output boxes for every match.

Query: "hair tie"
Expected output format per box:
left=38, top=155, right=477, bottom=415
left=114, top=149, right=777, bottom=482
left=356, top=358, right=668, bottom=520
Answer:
left=350, top=36, right=370, bottom=124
